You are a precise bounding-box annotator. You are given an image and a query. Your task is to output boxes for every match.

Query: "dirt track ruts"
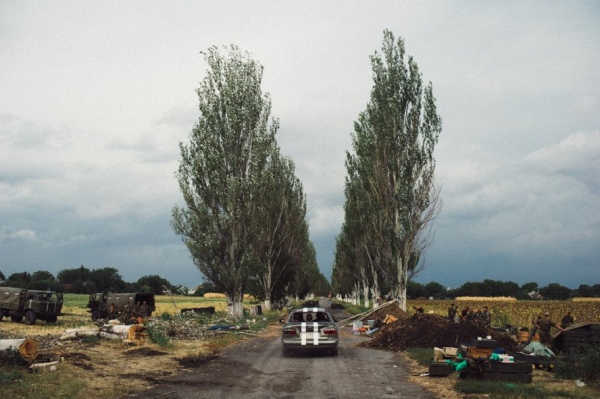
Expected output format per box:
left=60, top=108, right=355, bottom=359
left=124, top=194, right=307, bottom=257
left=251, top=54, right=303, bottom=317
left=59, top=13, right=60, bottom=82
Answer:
left=127, top=302, right=437, bottom=399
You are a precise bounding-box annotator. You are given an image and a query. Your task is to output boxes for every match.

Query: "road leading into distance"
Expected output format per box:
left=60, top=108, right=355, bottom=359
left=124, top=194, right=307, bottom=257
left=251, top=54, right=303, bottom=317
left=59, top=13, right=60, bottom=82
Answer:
left=129, top=300, right=436, bottom=399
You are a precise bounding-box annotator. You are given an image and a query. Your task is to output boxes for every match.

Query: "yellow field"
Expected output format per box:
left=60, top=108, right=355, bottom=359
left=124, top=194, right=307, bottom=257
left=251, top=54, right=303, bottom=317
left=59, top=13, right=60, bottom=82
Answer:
left=408, top=299, right=600, bottom=329
left=0, top=294, right=241, bottom=338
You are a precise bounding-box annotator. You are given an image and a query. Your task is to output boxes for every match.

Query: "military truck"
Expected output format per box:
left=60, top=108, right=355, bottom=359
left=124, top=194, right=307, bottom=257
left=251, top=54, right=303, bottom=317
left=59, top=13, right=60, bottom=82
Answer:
left=87, top=292, right=155, bottom=321
left=0, top=287, right=63, bottom=325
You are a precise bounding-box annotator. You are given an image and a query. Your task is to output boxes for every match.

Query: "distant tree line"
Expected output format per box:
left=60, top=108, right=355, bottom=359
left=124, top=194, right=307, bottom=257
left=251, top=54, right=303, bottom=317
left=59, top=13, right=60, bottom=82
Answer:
left=407, top=279, right=600, bottom=300
left=0, top=265, right=177, bottom=295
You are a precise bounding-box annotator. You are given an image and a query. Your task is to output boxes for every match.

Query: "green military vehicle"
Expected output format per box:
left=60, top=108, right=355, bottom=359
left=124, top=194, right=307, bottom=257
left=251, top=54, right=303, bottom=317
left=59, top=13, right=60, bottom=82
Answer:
left=0, top=287, right=63, bottom=325
left=87, top=292, right=155, bottom=321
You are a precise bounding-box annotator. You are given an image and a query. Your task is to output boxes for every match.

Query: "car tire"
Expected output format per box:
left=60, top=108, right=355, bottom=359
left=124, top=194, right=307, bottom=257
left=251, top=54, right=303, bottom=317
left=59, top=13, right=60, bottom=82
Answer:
left=24, top=310, right=37, bottom=325
left=282, top=346, right=291, bottom=357
left=331, top=348, right=338, bottom=356
left=91, top=310, right=102, bottom=322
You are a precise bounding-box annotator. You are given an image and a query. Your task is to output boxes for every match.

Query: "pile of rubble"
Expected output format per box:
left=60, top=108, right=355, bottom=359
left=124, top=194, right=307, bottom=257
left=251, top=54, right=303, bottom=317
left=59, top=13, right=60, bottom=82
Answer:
left=0, top=312, right=255, bottom=370
left=142, top=311, right=261, bottom=341
left=359, top=306, right=518, bottom=352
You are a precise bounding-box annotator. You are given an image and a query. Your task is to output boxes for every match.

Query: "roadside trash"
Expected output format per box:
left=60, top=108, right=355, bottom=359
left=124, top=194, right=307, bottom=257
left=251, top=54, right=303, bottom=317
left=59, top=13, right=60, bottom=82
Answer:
left=576, top=379, right=586, bottom=387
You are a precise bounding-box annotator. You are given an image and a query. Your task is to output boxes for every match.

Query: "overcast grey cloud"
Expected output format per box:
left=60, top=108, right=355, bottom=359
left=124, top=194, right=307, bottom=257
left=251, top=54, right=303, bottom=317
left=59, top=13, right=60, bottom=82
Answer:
left=1, top=1, right=598, bottom=289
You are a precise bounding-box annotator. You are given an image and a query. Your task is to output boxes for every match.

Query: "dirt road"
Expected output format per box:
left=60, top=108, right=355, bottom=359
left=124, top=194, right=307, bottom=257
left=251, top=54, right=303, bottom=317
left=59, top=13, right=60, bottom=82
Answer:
left=129, top=303, right=436, bottom=399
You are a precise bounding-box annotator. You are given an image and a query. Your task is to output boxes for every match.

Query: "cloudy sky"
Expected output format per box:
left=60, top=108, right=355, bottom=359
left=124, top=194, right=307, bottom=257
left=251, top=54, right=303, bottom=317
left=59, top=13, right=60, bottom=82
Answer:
left=1, top=2, right=599, bottom=290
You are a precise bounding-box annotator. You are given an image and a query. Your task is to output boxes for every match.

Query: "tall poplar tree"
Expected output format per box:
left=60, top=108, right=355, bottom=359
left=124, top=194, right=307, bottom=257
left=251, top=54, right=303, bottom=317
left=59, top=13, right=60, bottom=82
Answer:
left=245, top=147, right=312, bottom=310
left=172, top=45, right=278, bottom=317
left=338, top=30, right=442, bottom=310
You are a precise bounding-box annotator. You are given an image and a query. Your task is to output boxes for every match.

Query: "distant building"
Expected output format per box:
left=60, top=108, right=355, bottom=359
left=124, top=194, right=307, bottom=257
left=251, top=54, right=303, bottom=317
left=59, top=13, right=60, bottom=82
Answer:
left=187, top=285, right=202, bottom=295
left=528, top=291, right=544, bottom=300
left=176, top=285, right=188, bottom=295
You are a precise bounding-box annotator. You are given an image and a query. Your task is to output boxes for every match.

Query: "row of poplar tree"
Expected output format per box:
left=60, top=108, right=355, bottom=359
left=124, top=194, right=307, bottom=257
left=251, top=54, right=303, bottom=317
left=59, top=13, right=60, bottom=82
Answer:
left=172, top=30, right=442, bottom=316
left=332, top=31, right=442, bottom=310
left=171, top=45, right=329, bottom=316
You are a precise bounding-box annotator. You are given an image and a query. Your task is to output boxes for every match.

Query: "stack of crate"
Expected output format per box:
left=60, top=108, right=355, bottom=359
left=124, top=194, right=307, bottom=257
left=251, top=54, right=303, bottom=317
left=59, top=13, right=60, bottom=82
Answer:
left=461, top=338, right=533, bottom=383
left=428, top=347, right=459, bottom=377
left=554, top=323, right=600, bottom=354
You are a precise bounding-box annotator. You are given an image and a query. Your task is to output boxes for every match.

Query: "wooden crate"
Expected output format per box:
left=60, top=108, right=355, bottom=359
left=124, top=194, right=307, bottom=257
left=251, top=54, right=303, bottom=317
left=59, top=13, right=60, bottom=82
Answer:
left=467, top=346, right=493, bottom=360
left=429, top=362, right=452, bottom=376
left=517, top=331, right=539, bottom=343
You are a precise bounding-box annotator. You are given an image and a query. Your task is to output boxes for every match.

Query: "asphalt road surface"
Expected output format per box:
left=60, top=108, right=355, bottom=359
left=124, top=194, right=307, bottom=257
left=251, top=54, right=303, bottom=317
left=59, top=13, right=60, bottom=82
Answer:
left=130, top=301, right=436, bottom=399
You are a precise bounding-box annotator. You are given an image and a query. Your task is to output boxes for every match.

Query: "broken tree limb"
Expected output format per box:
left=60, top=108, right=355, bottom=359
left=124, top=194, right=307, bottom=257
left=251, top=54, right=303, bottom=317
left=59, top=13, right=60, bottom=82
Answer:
left=336, top=300, right=399, bottom=326
left=0, top=338, right=39, bottom=364
left=60, top=324, right=146, bottom=341
left=0, top=339, right=26, bottom=351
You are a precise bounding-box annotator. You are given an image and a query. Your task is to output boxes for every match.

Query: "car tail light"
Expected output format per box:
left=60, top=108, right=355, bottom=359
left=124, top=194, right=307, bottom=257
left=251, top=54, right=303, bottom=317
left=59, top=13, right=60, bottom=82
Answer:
left=322, top=327, right=337, bottom=335
left=283, top=327, right=297, bottom=335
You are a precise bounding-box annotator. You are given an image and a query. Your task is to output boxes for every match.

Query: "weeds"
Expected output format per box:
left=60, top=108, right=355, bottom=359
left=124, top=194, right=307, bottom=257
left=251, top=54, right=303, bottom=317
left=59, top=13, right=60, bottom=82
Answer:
left=0, top=365, right=88, bottom=399
left=405, top=347, right=434, bottom=366
left=455, top=380, right=593, bottom=399
left=554, top=347, right=600, bottom=384
left=0, top=367, right=24, bottom=383
left=146, top=325, right=171, bottom=347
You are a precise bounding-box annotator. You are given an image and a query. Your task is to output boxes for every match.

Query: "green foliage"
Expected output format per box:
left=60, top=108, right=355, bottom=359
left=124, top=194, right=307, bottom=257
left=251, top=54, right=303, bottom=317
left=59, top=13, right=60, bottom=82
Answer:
left=0, top=364, right=88, bottom=398
left=454, top=380, right=590, bottom=399
left=0, top=349, right=28, bottom=367
left=575, top=284, right=600, bottom=297
left=134, top=275, right=175, bottom=295
left=539, top=283, right=572, bottom=300
left=405, top=347, right=434, bottom=366
left=333, top=29, right=442, bottom=307
left=341, top=302, right=369, bottom=316
left=448, top=279, right=527, bottom=298
left=0, top=367, right=24, bottom=384
left=160, top=312, right=174, bottom=321
left=146, top=325, right=171, bottom=347
left=172, top=44, right=319, bottom=314
left=555, top=347, right=600, bottom=383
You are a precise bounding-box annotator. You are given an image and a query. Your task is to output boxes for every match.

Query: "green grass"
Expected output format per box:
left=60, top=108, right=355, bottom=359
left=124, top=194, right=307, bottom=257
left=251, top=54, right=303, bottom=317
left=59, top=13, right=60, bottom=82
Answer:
left=338, top=301, right=369, bottom=315
left=0, top=364, right=89, bottom=399
left=455, top=380, right=593, bottom=399
left=405, top=347, right=435, bottom=366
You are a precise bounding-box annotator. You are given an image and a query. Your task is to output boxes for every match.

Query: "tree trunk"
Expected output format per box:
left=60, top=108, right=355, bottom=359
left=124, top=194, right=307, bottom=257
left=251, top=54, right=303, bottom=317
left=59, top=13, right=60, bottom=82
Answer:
left=363, top=283, right=370, bottom=308
left=0, top=339, right=26, bottom=351
left=263, top=298, right=272, bottom=312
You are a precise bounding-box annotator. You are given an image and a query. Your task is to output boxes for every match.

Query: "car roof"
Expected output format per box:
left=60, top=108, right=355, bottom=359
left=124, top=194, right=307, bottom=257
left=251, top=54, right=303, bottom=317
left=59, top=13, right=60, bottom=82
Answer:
left=292, top=307, right=328, bottom=312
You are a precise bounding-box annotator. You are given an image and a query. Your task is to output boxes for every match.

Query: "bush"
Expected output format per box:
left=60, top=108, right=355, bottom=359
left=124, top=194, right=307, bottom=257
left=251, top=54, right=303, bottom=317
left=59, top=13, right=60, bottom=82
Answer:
left=554, top=347, right=600, bottom=383
left=146, top=326, right=171, bottom=347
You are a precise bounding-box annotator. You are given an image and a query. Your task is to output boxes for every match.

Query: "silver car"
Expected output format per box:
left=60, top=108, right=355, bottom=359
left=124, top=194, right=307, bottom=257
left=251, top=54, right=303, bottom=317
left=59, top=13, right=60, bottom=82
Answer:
left=280, top=307, right=339, bottom=356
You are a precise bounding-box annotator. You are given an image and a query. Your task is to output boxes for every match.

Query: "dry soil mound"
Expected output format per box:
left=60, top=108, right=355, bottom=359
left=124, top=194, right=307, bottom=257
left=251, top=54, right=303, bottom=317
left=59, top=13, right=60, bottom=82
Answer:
left=361, top=313, right=518, bottom=352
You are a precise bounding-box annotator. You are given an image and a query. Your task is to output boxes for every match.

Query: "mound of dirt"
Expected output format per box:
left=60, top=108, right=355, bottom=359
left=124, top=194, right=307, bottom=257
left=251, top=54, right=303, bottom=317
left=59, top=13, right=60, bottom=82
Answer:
left=360, top=302, right=411, bottom=323
left=361, top=313, right=518, bottom=352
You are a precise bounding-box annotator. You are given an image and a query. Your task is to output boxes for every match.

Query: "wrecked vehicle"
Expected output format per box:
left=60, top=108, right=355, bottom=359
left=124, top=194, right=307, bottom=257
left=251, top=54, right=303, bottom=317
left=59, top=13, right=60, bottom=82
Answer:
left=87, top=292, right=156, bottom=321
left=0, top=287, right=63, bottom=325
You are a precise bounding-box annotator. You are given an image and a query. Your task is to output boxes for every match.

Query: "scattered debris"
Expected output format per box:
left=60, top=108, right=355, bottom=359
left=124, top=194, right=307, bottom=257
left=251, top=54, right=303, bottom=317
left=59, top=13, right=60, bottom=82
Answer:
left=360, top=312, right=518, bottom=352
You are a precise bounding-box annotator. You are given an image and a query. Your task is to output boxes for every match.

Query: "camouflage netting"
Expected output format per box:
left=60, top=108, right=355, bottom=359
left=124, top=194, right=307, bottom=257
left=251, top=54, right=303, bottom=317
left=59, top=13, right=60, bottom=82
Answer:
left=360, top=312, right=518, bottom=352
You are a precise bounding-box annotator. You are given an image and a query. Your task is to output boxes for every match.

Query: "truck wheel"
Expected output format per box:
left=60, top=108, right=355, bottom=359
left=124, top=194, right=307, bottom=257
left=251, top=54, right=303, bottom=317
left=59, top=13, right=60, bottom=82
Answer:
left=91, top=310, right=101, bottom=322
left=47, top=316, right=58, bottom=323
left=11, top=315, right=23, bottom=323
left=24, top=310, right=37, bottom=325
